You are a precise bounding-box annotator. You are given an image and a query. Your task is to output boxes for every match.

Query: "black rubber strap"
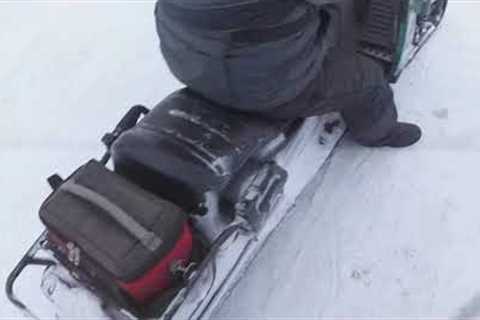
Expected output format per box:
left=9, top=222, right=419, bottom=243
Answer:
left=161, top=0, right=299, bottom=31
left=231, top=10, right=313, bottom=45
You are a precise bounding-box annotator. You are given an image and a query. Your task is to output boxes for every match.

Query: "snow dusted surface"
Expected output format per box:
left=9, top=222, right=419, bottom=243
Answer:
left=1, top=1, right=479, bottom=319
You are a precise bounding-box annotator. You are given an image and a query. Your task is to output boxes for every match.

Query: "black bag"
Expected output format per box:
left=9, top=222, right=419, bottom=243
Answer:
left=39, top=160, right=193, bottom=304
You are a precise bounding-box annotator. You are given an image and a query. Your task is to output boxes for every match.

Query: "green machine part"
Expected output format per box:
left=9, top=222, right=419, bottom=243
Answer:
left=359, top=0, right=447, bottom=82
left=391, top=0, right=419, bottom=81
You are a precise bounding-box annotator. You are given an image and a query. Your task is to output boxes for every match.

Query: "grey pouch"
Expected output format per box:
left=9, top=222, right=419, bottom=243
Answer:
left=39, top=160, right=186, bottom=282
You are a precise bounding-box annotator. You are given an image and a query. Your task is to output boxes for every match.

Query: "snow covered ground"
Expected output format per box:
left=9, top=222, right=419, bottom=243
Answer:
left=1, top=1, right=479, bottom=319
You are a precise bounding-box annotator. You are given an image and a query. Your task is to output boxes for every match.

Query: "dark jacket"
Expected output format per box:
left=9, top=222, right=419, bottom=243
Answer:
left=155, top=0, right=338, bottom=112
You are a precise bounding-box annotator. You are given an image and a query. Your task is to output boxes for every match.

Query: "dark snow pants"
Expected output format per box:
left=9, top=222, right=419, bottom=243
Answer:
left=268, top=49, right=398, bottom=145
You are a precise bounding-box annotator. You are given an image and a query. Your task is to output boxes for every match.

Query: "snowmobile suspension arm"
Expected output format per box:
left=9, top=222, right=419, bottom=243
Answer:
left=5, top=231, right=56, bottom=319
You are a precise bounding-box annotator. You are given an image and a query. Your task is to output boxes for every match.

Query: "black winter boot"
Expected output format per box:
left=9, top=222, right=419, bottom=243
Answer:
left=371, top=122, right=422, bottom=148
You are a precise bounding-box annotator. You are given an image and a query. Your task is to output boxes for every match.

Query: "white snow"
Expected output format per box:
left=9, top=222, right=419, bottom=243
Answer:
left=1, top=1, right=479, bottom=319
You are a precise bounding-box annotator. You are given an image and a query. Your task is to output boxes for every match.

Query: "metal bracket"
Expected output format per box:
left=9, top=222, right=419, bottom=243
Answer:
left=5, top=230, right=56, bottom=319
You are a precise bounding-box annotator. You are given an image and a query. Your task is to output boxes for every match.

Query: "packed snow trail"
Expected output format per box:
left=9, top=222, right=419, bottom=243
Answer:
left=1, top=1, right=480, bottom=319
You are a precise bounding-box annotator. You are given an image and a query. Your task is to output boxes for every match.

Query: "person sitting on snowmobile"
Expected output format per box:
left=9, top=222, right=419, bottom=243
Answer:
left=154, top=0, right=422, bottom=147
